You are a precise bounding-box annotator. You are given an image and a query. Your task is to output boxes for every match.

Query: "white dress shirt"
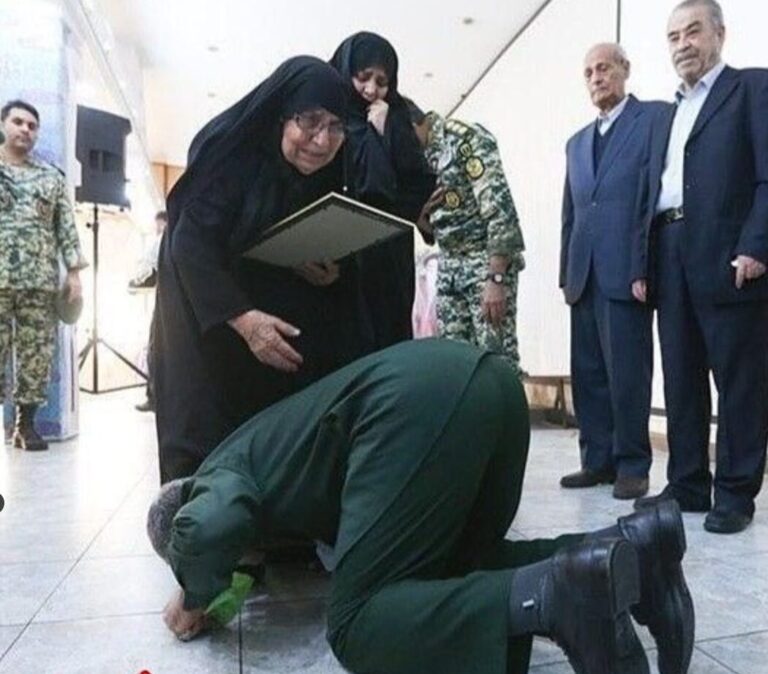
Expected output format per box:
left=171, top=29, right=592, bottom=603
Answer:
left=657, top=61, right=727, bottom=213
left=597, top=95, right=629, bottom=136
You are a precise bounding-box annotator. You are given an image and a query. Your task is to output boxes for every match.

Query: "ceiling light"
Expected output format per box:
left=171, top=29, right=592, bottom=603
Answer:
left=207, top=45, right=220, bottom=53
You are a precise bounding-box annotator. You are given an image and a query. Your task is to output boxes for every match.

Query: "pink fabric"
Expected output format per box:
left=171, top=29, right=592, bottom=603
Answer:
left=412, top=253, right=440, bottom=338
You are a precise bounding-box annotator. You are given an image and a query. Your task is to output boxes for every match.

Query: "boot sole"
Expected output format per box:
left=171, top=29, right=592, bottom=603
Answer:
left=656, top=500, right=687, bottom=562
left=654, top=568, right=695, bottom=674
left=581, top=538, right=641, bottom=619
left=565, top=540, right=649, bottom=674
left=651, top=502, right=695, bottom=674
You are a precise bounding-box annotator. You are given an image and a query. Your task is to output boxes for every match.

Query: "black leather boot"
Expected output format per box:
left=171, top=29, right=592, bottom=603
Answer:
left=509, top=538, right=649, bottom=674
left=618, top=501, right=694, bottom=674
left=12, top=404, right=49, bottom=451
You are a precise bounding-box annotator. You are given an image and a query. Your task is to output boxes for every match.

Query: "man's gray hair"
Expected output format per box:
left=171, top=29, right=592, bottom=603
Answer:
left=609, top=44, right=630, bottom=68
left=146, top=478, right=188, bottom=562
left=674, top=0, right=725, bottom=30
left=587, top=43, right=630, bottom=69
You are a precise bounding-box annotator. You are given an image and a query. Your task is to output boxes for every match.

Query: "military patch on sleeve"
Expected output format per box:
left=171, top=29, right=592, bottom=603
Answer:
left=445, top=119, right=473, bottom=138
left=36, top=197, right=54, bottom=220
left=465, top=157, right=485, bottom=180
left=458, top=142, right=473, bottom=159
left=444, top=190, right=461, bottom=209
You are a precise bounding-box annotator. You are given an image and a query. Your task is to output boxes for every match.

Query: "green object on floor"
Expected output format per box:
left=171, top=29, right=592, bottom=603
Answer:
left=205, top=571, right=254, bottom=626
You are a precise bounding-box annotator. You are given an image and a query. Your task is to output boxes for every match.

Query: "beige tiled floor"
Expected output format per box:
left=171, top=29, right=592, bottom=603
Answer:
left=1, top=392, right=767, bottom=673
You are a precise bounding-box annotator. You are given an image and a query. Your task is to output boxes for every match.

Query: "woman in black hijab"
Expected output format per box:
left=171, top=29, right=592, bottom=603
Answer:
left=330, top=32, right=435, bottom=350
left=153, top=56, right=367, bottom=483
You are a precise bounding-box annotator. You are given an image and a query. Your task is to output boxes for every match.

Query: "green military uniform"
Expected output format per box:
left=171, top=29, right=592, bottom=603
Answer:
left=0, top=154, right=86, bottom=404
left=166, top=339, right=581, bottom=674
left=424, top=113, right=525, bottom=375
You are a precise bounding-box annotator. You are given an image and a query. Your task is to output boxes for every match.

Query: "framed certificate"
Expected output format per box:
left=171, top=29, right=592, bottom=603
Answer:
left=242, top=192, right=413, bottom=267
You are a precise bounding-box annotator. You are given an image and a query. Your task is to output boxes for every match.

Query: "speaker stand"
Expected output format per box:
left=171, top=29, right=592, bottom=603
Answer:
left=78, top=204, right=147, bottom=394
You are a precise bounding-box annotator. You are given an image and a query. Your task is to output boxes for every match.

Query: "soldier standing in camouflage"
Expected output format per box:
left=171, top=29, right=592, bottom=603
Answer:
left=407, top=100, right=525, bottom=375
left=0, top=100, right=87, bottom=451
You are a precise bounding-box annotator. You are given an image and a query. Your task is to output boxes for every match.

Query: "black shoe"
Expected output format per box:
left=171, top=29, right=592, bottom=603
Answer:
left=12, top=404, right=49, bottom=452
left=618, top=501, right=694, bottom=674
left=560, top=468, right=616, bottom=489
left=703, top=508, right=752, bottom=534
left=135, top=399, right=155, bottom=413
left=613, top=476, right=649, bottom=500
left=634, top=486, right=710, bottom=513
left=546, top=539, right=649, bottom=674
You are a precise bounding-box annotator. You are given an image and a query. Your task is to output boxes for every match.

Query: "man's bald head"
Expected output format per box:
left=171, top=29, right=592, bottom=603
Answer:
left=583, top=43, right=631, bottom=112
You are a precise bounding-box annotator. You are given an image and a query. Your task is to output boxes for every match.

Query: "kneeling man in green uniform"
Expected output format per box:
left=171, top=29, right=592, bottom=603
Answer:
left=148, top=339, right=694, bottom=674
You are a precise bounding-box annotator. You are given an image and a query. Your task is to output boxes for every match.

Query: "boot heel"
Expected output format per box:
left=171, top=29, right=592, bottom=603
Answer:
left=580, top=539, right=641, bottom=619
left=608, top=539, right=641, bottom=617
left=550, top=539, right=650, bottom=674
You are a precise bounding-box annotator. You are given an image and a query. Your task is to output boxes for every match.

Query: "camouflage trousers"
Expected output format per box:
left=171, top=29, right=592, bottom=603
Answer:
left=436, top=254, right=521, bottom=375
left=0, top=289, right=57, bottom=404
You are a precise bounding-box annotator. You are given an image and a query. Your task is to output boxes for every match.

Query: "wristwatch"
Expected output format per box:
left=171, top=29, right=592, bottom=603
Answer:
left=485, top=272, right=507, bottom=285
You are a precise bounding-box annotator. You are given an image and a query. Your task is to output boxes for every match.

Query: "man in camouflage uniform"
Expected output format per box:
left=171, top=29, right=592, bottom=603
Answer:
left=0, top=100, right=86, bottom=450
left=408, top=101, right=525, bottom=375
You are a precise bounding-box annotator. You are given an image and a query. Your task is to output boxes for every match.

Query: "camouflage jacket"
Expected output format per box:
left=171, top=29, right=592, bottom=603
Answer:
left=0, top=155, right=87, bottom=291
left=424, top=113, right=525, bottom=271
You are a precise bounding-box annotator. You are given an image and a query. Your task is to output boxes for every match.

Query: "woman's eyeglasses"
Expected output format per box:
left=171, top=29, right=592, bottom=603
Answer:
left=293, top=112, right=346, bottom=140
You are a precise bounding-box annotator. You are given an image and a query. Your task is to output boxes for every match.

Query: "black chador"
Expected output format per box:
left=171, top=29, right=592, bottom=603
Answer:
left=153, top=56, right=368, bottom=483
left=330, top=32, right=435, bottom=350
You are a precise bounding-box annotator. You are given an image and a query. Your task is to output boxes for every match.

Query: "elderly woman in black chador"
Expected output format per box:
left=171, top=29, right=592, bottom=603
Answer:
left=153, top=56, right=369, bottom=483
left=330, top=32, right=435, bottom=349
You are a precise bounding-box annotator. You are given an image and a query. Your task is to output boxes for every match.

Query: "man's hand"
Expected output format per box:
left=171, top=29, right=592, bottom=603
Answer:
left=367, top=100, right=389, bottom=136
left=733, top=255, right=767, bottom=289
left=294, top=260, right=340, bottom=286
left=631, top=279, right=647, bottom=303
left=481, top=280, right=507, bottom=328
left=163, top=589, right=209, bottom=641
left=416, top=186, right=446, bottom=234
left=64, top=269, right=82, bottom=303
left=228, top=309, right=303, bottom=372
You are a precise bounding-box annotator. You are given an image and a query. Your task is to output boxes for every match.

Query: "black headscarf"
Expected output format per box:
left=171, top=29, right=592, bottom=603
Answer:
left=330, top=32, right=401, bottom=111
left=329, top=33, right=433, bottom=210
left=167, top=55, right=349, bottom=230
left=160, top=53, right=355, bottom=340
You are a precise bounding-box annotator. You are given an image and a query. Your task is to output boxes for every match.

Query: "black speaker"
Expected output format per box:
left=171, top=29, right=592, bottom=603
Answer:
left=75, top=105, right=131, bottom=208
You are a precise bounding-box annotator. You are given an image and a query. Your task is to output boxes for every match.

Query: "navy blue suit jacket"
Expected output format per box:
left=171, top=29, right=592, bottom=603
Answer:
left=560, top=96, right=671, bottom=305
left=646, top=66, right=768, bottom=303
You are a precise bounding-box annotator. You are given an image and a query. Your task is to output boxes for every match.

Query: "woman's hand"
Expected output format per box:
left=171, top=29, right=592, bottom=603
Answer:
left=163, top=589, right=209, bottom=641
left=367, top=100, right=389, bottom=136
left=228, top=309, right=303, bottom=372
left=294, top=260, right=340, bottom=286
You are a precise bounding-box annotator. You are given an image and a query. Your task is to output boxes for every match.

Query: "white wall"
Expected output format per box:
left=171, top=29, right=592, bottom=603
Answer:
left=454, top=0, right=618, bottom=376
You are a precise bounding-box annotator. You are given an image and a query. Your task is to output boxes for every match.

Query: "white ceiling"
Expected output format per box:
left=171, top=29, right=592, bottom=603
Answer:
left=98, top=0, right=549, bottom=166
